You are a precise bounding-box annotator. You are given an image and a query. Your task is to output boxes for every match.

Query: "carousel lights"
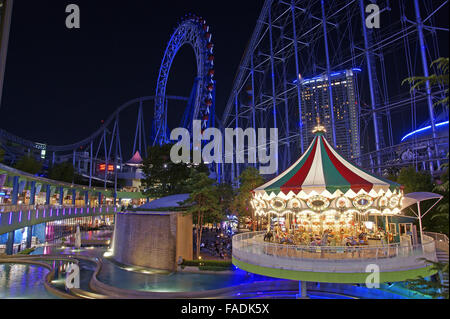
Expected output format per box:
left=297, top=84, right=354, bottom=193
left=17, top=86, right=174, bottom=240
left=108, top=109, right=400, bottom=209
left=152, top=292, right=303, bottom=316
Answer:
left=306, top=195, right=330, bottom=211
left=352, top=194, right=373, bottom=210
left=270, top=197, right=286, bottom=211
left=389, top=195, right=401, bottom=208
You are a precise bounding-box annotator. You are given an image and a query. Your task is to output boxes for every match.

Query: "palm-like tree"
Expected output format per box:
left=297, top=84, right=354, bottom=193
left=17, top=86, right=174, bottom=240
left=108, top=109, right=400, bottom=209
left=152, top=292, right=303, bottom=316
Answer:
left=407, top=258, right=449, bottom=299
left=402, top=57, right=449, bottom=108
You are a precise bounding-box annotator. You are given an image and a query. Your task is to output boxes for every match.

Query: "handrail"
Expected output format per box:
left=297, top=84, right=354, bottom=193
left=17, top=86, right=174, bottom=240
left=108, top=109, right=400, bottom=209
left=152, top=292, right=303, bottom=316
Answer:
left=423, top=231, right=449, bottom=243
left=424, top=231, right=449, bottom=254
left=0, top=204, right=115, bottom=214
left=233, top=231, right=436, bottom=261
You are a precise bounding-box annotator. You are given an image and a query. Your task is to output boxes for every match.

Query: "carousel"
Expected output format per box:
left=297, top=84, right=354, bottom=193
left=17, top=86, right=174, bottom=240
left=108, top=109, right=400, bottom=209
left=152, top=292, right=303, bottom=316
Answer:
left=251, top=121, right=404, bottom=248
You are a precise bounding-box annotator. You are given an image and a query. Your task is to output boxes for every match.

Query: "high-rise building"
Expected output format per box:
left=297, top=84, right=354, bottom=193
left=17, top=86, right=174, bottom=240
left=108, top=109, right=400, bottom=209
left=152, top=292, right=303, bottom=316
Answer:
left=300, top=68, right=361, bottom=161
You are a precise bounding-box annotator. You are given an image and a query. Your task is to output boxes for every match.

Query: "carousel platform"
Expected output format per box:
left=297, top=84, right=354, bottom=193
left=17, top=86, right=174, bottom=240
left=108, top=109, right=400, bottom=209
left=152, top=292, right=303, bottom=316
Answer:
left=232, top=231, right=438, bottom=284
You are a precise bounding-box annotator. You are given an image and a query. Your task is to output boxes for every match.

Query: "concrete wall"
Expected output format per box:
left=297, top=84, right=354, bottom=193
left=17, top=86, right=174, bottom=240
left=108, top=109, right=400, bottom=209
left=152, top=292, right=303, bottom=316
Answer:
left=176, top=213, right=193, bottom=262
left=113, top=211, right=193, bottom=271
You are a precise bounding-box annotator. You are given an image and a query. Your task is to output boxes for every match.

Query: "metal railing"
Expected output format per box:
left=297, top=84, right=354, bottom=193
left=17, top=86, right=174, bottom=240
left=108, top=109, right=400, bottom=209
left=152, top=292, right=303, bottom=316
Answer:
left=0, top=204, right=103, bottom=213
left=232, top=231, right=437, bottom=273
left=424, top=231, right=449, bottom=253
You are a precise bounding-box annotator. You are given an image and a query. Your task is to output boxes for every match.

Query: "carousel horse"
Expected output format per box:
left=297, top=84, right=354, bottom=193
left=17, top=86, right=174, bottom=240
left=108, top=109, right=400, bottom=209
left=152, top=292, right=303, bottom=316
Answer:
left=264, top=231, right=274, bottom=242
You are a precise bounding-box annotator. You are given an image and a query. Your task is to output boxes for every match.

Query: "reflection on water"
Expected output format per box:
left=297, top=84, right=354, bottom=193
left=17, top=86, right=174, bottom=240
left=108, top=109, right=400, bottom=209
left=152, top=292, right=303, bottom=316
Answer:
left=1, top=229, right=430, bottom=299
left=98, top=257, right=268, bottom=292
left=0, top=264, right=58, bottom=299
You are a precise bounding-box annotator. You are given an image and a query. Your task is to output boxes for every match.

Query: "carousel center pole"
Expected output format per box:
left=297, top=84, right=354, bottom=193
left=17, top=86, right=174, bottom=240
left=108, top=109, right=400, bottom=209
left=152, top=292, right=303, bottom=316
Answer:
left=296, top=280, right=308, bottom=299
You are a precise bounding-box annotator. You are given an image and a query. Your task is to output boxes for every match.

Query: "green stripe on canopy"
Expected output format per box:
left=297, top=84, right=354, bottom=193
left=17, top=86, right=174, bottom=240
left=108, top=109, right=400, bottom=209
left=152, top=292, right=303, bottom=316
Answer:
left=264, top=136, right=318, bottom=195
left=320, top=137, right=351, bottom=194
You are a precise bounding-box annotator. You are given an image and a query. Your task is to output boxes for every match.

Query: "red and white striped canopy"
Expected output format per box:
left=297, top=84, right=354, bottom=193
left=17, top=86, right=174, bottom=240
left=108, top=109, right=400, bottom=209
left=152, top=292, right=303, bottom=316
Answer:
left=254, top=131, right=401, bottom=198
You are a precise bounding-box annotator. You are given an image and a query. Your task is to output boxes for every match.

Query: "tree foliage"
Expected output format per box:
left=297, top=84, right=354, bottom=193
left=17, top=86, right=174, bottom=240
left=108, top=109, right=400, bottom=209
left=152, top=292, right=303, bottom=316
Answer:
left=0, top=147, right=5, bottom=163
left=48, top=161, right=75, bottom=183
left=141, top=144, right=209, bottom=198
left=182, top=170, right=224, bottom=259
left=402, top=57, right=449, bottom=108
left=395, top=166, right=434, bottom=194
left=390, top=166, right=447, bottom=235
left=14, top=155, right=42, bottom=174
left=431, top=165, right=449, bottom=228
left=231, top=167, right=264, bottom=229
left=407, top=258, right=449, bottom=299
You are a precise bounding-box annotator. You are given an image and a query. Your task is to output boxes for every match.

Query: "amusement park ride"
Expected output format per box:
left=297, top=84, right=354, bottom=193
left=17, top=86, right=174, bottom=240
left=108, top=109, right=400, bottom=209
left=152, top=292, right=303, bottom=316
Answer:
left=0, top=0, right=448, bottom=191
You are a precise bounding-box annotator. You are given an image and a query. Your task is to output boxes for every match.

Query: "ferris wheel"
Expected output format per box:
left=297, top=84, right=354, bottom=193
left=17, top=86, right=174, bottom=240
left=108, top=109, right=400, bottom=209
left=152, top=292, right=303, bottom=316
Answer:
left=153, top=15, right=216, bottom=146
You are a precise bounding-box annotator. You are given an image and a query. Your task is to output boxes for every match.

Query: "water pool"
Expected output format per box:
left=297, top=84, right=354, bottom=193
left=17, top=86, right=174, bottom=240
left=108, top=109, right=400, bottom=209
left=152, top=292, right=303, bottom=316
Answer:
left=0, top=263, right=58, bottom=299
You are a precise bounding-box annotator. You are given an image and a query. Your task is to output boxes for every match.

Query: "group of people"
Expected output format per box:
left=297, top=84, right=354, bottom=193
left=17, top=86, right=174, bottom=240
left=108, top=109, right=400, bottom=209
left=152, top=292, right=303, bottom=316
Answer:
left=194, top=226, right=232, bottom=259
left=263, top=225, right=390, bottom=247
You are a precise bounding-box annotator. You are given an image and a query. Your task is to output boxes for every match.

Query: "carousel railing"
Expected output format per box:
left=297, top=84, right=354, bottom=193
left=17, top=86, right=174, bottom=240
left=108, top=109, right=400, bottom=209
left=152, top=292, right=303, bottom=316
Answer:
left=423, top=231, right=449, bottom=253
left=233, top=231, right=436, bottom=263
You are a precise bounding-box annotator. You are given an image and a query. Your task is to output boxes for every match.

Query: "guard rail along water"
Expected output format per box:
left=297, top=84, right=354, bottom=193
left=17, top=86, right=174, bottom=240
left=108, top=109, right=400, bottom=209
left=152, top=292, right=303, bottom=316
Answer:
left=232, top=231, right=437, bottom=274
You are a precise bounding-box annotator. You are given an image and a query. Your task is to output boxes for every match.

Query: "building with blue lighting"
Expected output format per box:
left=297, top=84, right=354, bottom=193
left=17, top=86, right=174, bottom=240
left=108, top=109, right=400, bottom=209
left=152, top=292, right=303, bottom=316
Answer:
left=299, top=69, right=361, bottom=161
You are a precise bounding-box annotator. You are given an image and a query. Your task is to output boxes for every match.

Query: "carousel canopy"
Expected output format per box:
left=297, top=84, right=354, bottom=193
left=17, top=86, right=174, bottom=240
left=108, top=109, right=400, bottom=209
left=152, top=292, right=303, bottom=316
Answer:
left=254, top=130, right=401, bottom=198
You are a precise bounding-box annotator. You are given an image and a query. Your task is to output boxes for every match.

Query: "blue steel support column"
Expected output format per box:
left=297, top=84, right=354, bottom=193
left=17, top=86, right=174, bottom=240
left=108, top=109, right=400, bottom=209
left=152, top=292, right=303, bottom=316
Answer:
left=281, top=28, right=291, bottom=169
left=84, top=191, right=89, bottom=206
left=29, top=181, right=36, bottom=205
left=359, top=0, right=381, bottom=170
left=103, top=130, right=108, bottom=189
left=6, top=230, right=15, bottom=255
left=268, top=5, right=279, bottom=175
left=413, top=0, right=439, bottom=171
left=98, top=192, right=102, bottom=207
left=291, top=1, right=304, bottom=153
left=321, top=0, right=337, bottom=147
left=26, top=225, right=33, bottom=248
left=250, top=55, right=257, bottom=168
left=59, top=187, right=64, bottom=205
left=114, top=115, right=119, bottom=206
left=45, top=184, right=51, bottom=205
left=235, top=94, right=240, bottom=186
left=72, top=189, right=76, bottom=206
left=89, top=140, right=93, bottom=188
left=11, top=175, right=19, bottom=205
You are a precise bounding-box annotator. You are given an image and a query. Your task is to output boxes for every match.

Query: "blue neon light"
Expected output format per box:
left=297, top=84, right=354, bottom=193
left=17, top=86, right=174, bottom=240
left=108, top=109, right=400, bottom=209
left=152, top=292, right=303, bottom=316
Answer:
left=401, top=121, right=449, bottom=142
left=293, top=68, right=362, bottom=84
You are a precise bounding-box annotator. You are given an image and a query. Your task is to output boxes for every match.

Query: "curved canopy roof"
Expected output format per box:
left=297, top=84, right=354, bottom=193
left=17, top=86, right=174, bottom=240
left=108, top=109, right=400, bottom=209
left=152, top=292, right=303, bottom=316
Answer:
left=254, top=131, right=401, bottom=198
left=401, top=192, right=443, bottom=210
left=126, top=151, right=143, bottom=166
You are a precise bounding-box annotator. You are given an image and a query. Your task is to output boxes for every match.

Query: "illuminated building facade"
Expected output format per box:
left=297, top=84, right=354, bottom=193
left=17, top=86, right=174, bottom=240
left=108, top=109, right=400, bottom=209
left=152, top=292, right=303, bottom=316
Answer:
left=300, top=69, right=360, bottom=161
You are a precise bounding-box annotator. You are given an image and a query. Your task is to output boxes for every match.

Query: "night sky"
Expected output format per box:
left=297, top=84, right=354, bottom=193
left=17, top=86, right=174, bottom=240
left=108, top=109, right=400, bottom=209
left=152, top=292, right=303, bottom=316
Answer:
left=0, top=0, right=261, bottom=147
left=0, top=1, right=447, bottom=156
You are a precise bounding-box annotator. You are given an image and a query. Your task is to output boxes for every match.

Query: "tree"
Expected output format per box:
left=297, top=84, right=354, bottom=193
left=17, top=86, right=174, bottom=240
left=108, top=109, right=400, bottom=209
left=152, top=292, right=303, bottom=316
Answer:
left=231, top=167, right=264, bottom=230
left=431, top=165, right=449, bottom=233
left=391, top=166, right=447, bottom=234
left=402, top=57, right=448, bottom=108
left=395, top=166, right=434, bottom=194
left=0, top=147, right=4, bottom=163
left=48, top=161, right=75, bottom=183
left=141, top=143, right=210, bottom=198
left=182, top=171, right=223, bottom=259
left=216, top=182, right=235, bottom=217
left=407, top=258, right=449, bottom=299
left=14, top=155, right=42, bottom=174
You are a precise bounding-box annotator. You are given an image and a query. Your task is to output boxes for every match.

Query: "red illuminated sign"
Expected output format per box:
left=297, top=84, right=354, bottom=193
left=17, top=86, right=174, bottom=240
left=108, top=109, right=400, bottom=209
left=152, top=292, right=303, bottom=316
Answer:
left=99, top=164, right=114, bottom=172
